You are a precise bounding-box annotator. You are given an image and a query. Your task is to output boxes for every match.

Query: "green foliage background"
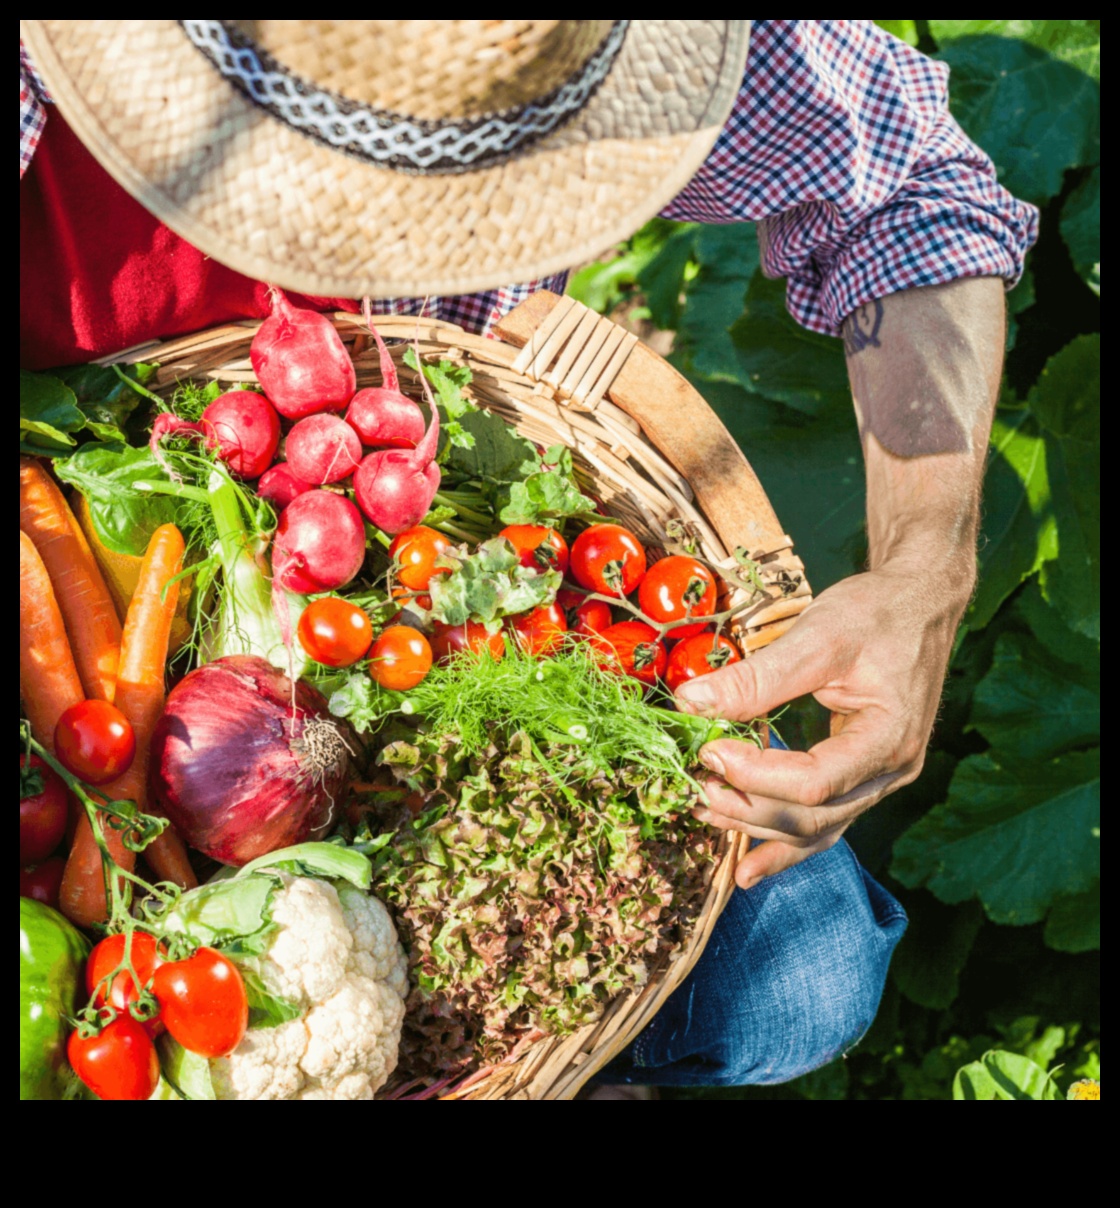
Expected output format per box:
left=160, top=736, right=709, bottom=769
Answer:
left=570, top=19, right=1100, bottom=1099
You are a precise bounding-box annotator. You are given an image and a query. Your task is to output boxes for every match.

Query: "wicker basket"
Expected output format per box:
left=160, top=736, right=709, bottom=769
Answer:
left=99, top=289, right=812, bottom=1100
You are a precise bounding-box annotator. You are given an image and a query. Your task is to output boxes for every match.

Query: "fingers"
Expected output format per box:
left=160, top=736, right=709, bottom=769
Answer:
left=734, top=833, right=841, bottom=890
left=701, top=709, right=908, bottom=811
left=674, top=603, right=847, bottom=721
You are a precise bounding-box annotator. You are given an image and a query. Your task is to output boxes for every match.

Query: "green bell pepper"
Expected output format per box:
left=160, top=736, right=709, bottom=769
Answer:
left=20, top=897, right=89, bottom=1100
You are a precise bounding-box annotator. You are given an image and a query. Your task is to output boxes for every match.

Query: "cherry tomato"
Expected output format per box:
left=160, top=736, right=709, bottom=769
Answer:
left=499, top=524, right=570, bottom=575
left=389, top=525, right=452, bottom=591
left=557, top=588, right=613, bottom=637
left=508, top=602, right=568, bottom=655
left=19, top=754, right=68, bottom=863
left=20, top=856, right=66, bottom=909
left=638, top=556, right=718, bottom=639
left=67, top=1015, right=161, bottom=1101
left=54, top=700, right=135, bottom=785
left=86, top=932, right=165, bottom=1036
left=592, top=621, right=668, bottom=687
left=665, top=632, right=742, bottom=693
left=369, top=625, right=433, bottom=690
left=431, top=620, right=506, bottom=663
left=297, top=596, right=373, bottom=667
left=152, top=947, right=249, bottom=1059
left=569, top=524, right=647, bottom=597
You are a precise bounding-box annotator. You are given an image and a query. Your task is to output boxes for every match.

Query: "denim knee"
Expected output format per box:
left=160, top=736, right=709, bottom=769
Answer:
left=604, top=840, right=906, bottom=1087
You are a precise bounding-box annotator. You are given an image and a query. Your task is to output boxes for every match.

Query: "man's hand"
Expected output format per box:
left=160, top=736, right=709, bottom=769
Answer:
left=678, top=560, right=970, bottom=889
left=681, top=276, right=1006, bottom=889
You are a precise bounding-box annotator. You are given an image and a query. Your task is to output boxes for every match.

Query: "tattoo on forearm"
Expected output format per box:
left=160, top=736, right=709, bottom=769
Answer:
left=842, top=300, right=884, bottom=356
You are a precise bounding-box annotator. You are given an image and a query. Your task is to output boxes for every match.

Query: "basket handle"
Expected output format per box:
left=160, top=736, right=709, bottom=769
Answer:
left=495, top=291, right=790, bottom=560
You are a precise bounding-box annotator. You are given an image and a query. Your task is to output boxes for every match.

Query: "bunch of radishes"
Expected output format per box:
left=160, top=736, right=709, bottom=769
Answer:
left=165, top=291, right=443, bottom=596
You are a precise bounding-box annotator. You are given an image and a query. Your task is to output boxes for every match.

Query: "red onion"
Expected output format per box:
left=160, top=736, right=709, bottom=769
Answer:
left=150, top=656, right=350, bottom=866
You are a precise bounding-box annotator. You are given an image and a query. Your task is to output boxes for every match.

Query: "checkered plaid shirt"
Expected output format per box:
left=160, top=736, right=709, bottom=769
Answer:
left=20, top=22, right=1037, bottom=339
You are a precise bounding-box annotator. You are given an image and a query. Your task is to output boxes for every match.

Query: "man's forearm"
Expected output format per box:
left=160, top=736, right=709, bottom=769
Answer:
left=843, top=277, right=1006, bottom=608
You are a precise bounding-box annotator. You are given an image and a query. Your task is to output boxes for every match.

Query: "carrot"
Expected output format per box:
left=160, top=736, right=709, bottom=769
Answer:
left=114, top=524, right=197, bottom=891
left=19, top=531, right=84, bottom=752
left=19, top=456, right=122, bottom=703
left=62, top=524, right=194, bottom=924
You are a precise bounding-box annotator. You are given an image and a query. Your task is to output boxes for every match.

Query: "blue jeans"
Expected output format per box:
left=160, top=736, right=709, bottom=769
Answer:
left=602, top=839, right=907, bottom=1086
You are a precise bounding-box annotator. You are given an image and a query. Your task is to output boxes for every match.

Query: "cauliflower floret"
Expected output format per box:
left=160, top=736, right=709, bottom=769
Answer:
left=212, top=876, right=409, bottom=1100
left=337, top=882, right=409, bottom=1001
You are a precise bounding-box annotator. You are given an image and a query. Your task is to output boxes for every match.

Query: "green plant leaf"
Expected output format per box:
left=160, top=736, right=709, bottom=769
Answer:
left=953, top=1049, right=1064, bottom=1100
left=54, top=443, right=182, bottom=556
left=1013, top=581, right=1100, bottom=667
left=673, top=225, right=760, bottom=383
left=1030, top=336, right=1100, bottom=641
left=567, top=219, right=692, bottom=316
left=1005, top=265, right=1036, bottom=350
left=1060, top=167, right=1100, bottom=296
left=891, top=896, right=984, bottom=1010
left=728, top=272, right=851, bottom=415
left=874, top=20, right=919, bottom=46
left=55, top=361, right=155, bottom=435
left=891, top=748, right=1100, bottom=926
left=443, top=407, right=539, bottom=483
left=936, top=36, right=1099, bottom=205
left=966, top=410, right=1056, bottom=630
left=1043, top=880, right=1100, bottom=952
left=20, top=371, right=84, bottom=448
left=930, top=20, right=1100, bottom=81
left=967, top=632, right=1099, bottom=761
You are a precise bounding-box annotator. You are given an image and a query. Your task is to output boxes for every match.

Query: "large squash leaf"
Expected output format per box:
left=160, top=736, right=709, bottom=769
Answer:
left=1031, top=336, right=1100, bottom=641
left=936, top=35, right=1099, bottom=205
left=967, top=631, right=1099, bottom=761
left=891, top=748, right=1100, bottom=927
left=1060, top=167, right=1100, bottom=296
left=930, top=20, right=1100, bottom=81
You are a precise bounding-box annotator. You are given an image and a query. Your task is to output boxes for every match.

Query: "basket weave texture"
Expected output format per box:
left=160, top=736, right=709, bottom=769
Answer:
left=100, top=292, right=811, bottom=1099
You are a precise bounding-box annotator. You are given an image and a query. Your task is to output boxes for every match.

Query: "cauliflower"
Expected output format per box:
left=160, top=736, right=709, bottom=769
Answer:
left=210, top=876, right=408, bottom=1101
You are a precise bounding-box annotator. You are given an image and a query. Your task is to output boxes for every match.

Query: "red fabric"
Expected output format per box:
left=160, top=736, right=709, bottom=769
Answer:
left=19, top=113, right=357, bottom=370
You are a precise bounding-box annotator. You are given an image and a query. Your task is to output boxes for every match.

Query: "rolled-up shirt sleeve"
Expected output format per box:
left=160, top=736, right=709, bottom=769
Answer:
left=662, top=20, right=1039, bottom=336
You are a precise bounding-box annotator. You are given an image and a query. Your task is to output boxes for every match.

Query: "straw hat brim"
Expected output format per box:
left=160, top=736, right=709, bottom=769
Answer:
left=21, top=20, right=751, bottom=299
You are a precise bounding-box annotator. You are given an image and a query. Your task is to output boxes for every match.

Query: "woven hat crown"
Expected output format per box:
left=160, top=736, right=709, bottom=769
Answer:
left=225, top=19, right=617, bottom=119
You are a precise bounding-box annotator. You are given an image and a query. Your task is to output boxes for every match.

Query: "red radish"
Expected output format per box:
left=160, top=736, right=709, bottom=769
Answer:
left=345, top=320, right=425, bottom=448
left=201, top=390, right=281, bottom=479
left=353, top=359, right=442, bottom=535
left=149, top=413, right=205, bottom=474
left=151, top=655, right=349, bottom=866
left=285, top=414, right=362, bottom=485
left=249, top=289, right=356, bottom=419
left=257, top=463, right=313, bottom=511
left=271, top=490, right=366, bottom=594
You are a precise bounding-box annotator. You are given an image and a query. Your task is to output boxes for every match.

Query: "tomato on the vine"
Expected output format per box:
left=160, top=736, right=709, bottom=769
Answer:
left=569, top=524, right=647, bottom=597
left=20, top=856, right=65, bottom=909
left=297, top=596, right=373, bottom=667
left=556, top=588, right=613, bottom=638
left=665, top=632, right=742, bottom=693
left=152, top=947, right=249, bottom=1059
left=86, top=932, right=165, bottom=1035
left=592, top=621, right=668, bottom=687
left=54, top=700, right=135, bottom=785
left=369, top=625, right=433, bottom=690
left=499, top=525, right=570, bottom=575
left=638, top=556, right=718, bottom=639
left=431, top=620, right=506, bottom=664
left=508, top=602, right=568, bottom=655
left=389, top=525, right=452, bottom=592
left=67, top=1016, right=160, bottom=1101
left=19, top=754, right=68, bottom=864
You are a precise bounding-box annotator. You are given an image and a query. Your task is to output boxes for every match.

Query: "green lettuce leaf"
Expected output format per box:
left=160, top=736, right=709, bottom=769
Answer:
left=20, top=371, right=84, bottom=452
left=428, top=536, right=562, bottom=626
left=157, top=1036, right=217, bottom=1101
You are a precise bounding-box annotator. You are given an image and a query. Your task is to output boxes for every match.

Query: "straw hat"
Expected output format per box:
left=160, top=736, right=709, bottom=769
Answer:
left=21, top=20, right=751, bottom=299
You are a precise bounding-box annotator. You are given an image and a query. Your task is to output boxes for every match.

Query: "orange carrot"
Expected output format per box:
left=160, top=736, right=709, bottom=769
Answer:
left=62, top=524, right=194, bottom=924
left=19, top=531, right=84, bottom=753
left=19, top=456, right=122, bottom=702
left=113, top=524, right=197, bottom=891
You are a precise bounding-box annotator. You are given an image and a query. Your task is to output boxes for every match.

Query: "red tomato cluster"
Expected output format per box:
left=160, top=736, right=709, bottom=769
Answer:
left=69, top=934, right=249, bottom=1100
